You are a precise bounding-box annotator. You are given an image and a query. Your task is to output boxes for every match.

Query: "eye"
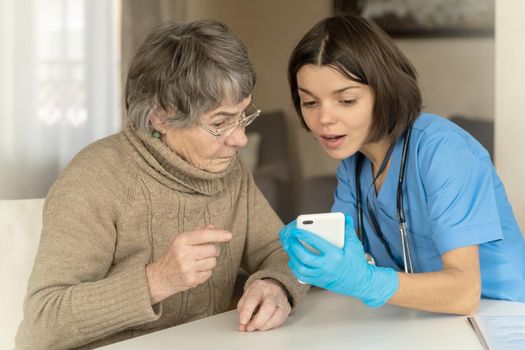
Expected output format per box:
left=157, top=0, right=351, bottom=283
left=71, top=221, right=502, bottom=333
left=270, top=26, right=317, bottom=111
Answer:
left=340, top=99, right=356, bottom=105
left=211, top=120, right=227, bottom=129
left=301, top=100, right=317, bottom=108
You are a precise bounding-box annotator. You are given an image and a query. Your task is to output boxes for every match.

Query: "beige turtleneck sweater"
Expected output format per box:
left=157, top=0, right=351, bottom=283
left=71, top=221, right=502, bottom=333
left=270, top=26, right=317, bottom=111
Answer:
left=15, top=123, right=308, bottom=349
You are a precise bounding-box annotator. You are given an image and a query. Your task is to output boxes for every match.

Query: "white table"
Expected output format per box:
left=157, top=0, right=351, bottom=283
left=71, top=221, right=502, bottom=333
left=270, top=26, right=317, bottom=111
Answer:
left=101, top=288, right=525, bottom=349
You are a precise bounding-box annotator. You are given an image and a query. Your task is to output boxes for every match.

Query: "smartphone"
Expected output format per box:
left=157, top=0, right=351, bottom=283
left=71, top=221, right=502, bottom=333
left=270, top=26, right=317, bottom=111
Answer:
left=294, top=212, right=345, bottom=284
left=296, top=212, right=345, bottom=251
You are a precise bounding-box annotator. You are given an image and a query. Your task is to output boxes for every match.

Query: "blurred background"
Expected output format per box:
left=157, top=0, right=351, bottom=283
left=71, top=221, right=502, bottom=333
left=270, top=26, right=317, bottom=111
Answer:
left=1, top=0, right=523, bottom=230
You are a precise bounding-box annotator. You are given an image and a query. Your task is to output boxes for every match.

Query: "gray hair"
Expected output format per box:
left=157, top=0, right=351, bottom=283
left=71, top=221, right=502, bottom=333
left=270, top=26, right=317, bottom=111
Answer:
left=125, top=19, right=256, bottom=134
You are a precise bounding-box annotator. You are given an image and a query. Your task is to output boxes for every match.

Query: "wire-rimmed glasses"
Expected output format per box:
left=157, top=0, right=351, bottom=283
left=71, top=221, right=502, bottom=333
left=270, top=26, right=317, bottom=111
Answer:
left=198, top=103, right=261, bottom=138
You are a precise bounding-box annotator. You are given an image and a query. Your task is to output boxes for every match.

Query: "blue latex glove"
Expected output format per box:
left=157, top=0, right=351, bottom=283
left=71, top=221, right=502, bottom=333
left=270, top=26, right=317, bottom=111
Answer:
left=278, top=219, right=297, bottom=253
left=286, top=214, right=399, bottom=307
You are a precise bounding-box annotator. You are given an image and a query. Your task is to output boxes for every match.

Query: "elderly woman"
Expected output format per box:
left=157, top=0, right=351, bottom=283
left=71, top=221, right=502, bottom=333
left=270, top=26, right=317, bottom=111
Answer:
left=16, top=20, right=308, bottom=349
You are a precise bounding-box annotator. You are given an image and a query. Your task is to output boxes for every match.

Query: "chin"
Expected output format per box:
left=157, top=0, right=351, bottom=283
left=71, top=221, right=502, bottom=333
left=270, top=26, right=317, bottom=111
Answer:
left=323, top=147, right=356, bottom=160
left=204, top=159, right=233, bottom=173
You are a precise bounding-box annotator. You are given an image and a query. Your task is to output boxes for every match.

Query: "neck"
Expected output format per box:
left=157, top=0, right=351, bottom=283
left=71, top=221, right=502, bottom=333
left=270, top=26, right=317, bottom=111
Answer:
left=360, top=138, right=394, bottom=194
left=360, top=138, right=392, bottom=177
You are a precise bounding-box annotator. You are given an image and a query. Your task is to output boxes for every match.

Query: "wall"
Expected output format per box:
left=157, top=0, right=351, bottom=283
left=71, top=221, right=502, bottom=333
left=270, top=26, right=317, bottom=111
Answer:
left=495, top=0, right=525, bottom=231
left=397, top=38, right=494, bottom=121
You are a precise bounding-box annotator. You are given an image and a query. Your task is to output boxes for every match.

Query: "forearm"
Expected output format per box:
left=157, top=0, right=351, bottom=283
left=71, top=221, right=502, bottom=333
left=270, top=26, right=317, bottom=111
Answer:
left=17, top=266, right=160, bottom=349
left=388, top=268, right=481, bottom=315
left=145, top=262, right=186, bottom=305
left=146, top=263, right=171, bottom=304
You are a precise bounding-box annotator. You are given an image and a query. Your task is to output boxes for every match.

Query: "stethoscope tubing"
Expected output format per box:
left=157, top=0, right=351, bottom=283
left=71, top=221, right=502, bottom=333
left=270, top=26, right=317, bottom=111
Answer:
left=356, top=125, right=414, bottom=273
left=398, top=125, right=414, bottom=273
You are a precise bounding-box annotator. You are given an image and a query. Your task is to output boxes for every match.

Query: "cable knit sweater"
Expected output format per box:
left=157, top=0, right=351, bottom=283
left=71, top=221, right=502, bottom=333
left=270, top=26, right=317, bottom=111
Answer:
left=15, top=123, right=308, bottom=349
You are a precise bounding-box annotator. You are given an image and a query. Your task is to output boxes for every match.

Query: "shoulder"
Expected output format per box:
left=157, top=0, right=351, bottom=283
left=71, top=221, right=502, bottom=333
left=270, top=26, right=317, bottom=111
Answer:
left=63, top=132, right=131, bottom=178
left=412, top=113, right=491, bottom=163
left=410, top=114, right=495, bottom=196
left=413, top=113, right=468, bottom=140
left=48, top=131, right=137, bottom=204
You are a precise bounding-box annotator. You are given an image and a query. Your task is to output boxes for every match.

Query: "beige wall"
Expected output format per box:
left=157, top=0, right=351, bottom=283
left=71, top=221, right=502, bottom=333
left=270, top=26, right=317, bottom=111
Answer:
left=397, top=37, right=494, bottom=121
left=495, top=0, right=525, bottom=231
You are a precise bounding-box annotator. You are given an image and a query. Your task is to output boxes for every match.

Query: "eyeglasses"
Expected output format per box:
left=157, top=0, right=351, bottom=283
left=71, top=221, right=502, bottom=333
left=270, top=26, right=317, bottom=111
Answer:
left=198, top=103, right=261, bottom=138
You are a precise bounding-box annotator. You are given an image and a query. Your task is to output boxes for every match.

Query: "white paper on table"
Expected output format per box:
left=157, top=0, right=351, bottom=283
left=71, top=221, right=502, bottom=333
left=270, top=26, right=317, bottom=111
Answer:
left=467, top=315, right=525, bottom=350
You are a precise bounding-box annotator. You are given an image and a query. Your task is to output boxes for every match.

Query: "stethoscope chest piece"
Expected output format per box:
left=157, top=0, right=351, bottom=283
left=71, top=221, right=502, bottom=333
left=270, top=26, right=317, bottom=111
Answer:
left=365, top=252, right=376, bottom=266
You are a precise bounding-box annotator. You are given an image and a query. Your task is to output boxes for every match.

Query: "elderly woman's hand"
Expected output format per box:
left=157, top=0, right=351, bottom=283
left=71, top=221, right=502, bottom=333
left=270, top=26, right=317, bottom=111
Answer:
left=237, top=279, right=292, bottom=332
left=145, top=225, right=232, bottom=304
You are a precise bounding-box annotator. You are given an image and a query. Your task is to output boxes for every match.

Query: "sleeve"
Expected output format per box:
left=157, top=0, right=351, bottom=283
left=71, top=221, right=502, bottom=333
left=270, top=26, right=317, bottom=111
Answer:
left=241, top=172, right=309, bottom=309
left=331, top=158, right=358, bottom=230
left=418, top=130, right=503, bottom=255
left=15, top=152, right=160, bottom=350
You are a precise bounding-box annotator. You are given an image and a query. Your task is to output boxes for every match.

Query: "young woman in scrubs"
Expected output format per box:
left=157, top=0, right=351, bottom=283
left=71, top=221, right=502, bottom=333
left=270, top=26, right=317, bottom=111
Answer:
left=279, top=14, right=525, bottom=314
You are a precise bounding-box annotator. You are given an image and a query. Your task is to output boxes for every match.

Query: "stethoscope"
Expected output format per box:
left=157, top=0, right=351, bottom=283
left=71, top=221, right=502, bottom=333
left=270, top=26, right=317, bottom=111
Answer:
left=355, top=125, right=414, bottom=273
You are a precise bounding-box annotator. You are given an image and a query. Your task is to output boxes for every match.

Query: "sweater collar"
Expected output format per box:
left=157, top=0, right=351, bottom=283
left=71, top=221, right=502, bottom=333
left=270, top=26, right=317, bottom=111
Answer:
left=124, top=122, right=235, bottom=195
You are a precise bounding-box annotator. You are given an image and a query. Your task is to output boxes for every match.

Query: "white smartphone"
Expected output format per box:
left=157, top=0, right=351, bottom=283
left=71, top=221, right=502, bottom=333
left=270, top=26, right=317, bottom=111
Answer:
left=296, top=212, right=345, bottom=251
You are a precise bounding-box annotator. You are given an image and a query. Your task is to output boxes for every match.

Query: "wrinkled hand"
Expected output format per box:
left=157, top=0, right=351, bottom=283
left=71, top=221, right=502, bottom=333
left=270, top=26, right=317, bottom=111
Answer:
left=237, top=279, right=291, bottom=332
left=286, top=214, right=399, bottom=307
left=146, top=225, right=232, bottom=304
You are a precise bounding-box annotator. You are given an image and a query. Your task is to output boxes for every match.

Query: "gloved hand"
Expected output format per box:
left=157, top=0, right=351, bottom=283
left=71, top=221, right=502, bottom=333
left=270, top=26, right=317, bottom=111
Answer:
left=278, top=219, right=297, bottom=253
left=286, top=214, right=399, bottom=307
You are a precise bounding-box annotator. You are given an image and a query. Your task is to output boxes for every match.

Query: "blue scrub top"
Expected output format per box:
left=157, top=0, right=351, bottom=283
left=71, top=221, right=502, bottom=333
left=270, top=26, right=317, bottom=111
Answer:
left=332, top=113, right=525, bottom=302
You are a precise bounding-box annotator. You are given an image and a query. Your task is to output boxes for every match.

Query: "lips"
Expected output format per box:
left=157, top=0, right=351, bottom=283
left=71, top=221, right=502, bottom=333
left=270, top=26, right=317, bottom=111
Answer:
left=318, top=133, right=346, bottom=149
left=218, top=154, right=236, bottom=161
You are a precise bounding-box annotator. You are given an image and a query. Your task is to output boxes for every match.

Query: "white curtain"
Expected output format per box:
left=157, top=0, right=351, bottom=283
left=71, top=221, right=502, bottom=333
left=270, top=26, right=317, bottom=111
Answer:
left=0, top=0, right=121, bottom=199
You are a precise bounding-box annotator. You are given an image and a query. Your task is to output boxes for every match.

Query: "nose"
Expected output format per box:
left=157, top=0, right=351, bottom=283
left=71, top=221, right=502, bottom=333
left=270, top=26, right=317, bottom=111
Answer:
left=224, top=125, right=248, bottom=148
left=318, top=105, right=337, bottom=126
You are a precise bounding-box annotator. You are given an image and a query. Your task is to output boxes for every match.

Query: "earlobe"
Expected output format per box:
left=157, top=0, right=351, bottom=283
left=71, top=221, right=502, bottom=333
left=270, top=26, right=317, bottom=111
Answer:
left=150, top=108, right=170, bottom=134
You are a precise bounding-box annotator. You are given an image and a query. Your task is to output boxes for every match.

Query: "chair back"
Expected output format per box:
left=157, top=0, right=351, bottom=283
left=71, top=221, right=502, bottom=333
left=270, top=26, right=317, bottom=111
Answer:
left=0, top=198, right=45, bottom=350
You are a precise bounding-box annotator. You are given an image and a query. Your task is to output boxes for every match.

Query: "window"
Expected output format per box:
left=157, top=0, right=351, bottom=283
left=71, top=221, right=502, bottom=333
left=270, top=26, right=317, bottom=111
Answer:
left=0, top=0, right=122, bottom=198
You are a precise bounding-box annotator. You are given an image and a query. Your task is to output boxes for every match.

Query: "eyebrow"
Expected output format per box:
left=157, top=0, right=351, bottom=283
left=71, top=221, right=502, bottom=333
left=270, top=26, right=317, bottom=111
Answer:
left=298, top=86, right=360, bottom=97
left=209, top=110, right=240, bottom=119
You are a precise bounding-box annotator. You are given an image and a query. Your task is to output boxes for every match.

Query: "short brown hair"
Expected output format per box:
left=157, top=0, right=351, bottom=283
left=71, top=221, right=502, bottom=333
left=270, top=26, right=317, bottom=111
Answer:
left=288, top=14, right=421, bottom=142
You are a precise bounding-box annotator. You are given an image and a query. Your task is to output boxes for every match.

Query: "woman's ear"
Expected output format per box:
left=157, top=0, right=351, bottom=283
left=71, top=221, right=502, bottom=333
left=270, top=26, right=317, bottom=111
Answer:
left=150, top=108, right=171, bottom=134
